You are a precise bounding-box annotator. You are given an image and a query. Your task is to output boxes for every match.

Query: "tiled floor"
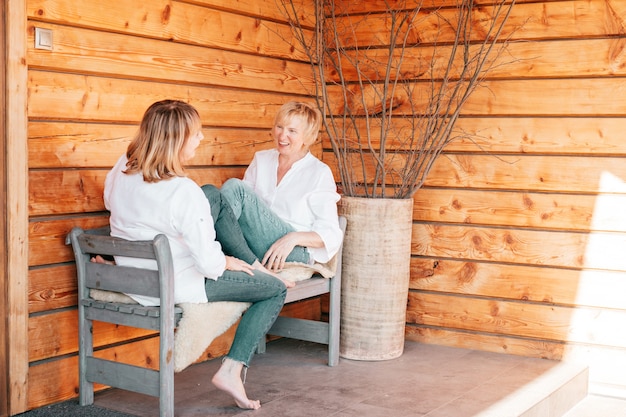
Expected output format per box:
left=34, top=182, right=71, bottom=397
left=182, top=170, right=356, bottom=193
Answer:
left=80, top=338, right=593, bottom=417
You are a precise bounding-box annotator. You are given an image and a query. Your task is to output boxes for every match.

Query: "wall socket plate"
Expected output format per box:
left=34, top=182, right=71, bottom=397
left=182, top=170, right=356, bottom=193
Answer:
left=35, top=27, right=53, bottom=51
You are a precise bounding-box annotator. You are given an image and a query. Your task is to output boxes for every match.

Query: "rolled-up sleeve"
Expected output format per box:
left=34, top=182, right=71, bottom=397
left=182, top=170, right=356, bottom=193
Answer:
left=307, top=190, right=342, bottom=262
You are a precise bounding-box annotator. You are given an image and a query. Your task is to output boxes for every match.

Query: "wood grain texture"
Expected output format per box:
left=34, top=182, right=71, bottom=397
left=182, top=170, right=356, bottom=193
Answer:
left=27, top=0, right=307, bottom=60
left=29, top=264, right=77, bottom=314
left=331, top=0, right=626, bottom=47
left=18, top=0, right=626, bottom=408
left=26, top=329, right=236, bottom=409
left=412, top=188, right=626, bottom=232
left=411, top=258, right=626, bottom=310
left=413, top=222, right=626, bottom=271
left=322, top=117, right=626, bottom=155
left=407, top=291, right=626, bottom=347
left=7, top=0, right=30, bottom=413
left=325, top=78, right=626, bottom=117
left=28, top=70, right=306, bottom=126
left=29, top=310, right=157, bottom=362
left=325, top=152, right=626, bottom=194
left=332, top=37, right=626, bottom=82
left=27, top=22, right=315, bottom=94
left=0, top=2, right=7, bottom=410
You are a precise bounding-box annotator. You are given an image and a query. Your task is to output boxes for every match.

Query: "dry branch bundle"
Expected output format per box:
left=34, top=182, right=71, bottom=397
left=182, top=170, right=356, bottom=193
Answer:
left=279, top=0, right=516, bottom=198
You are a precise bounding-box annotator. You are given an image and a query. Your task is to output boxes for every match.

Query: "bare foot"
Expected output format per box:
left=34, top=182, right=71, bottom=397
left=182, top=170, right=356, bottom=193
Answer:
left=212, top=358, right=260, bottom=410
left=90, top=255, right=114, bottom=265
left=252, top=260, right=295, bottom=288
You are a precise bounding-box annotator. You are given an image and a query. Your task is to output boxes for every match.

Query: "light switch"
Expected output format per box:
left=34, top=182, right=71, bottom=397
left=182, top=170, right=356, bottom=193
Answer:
left=35, top=27, right=53, bottom=51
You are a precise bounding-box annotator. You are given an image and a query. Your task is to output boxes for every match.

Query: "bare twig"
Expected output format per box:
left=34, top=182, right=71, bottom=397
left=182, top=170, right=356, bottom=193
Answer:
left=278, top=0, right=516, bottom=198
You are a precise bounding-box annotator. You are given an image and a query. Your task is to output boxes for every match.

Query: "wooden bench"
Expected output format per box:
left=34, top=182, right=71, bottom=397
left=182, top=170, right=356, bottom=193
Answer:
left=67, top=216, right=345, bottom=417
left=257, top=215, right=346, bottom=364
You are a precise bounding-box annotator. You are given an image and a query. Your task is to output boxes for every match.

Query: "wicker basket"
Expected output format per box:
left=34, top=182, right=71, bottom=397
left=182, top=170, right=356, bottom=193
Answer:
left=339, top=196, right=413, bottom=360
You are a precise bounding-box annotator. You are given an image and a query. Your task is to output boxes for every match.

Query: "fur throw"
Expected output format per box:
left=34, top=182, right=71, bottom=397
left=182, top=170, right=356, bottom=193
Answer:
left=88, top=257, right=337, bottom=372
left=278, top=257, right=338, bottom=281
left=89, top=289, right=250, bottom=372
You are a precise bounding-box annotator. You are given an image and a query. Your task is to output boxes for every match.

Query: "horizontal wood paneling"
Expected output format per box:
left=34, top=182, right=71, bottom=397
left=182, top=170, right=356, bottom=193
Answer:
left=326, top=78, right=626, bottom=117
left=28, top=70, right=307, bottom=125
left=29, top=310, right=157, bottom=362
left=325, top=152, right=626, bottom=194
left=29, top=264, right=76, bottom=314
left=27, top=0, right=307, bottom=60
left=410, top=258, right=626, bottom=310
left=334, top=1, right=626, bottom=46
left=20, top=0, right=626, bottom=410
left=27, top=22, right=315, bottom=95
left=322, top=117, right=626, bottom=155
left=338, top=0, right=570, bottom=15
left=333, top=38, right=626, bottom=81
left=23, top=0, right=321, bottom=409
left=407, top=292, right=626, bottom=348
left=29, top=122, right=275, bottom=169
left=330, top=0, right=626, bottom=397
left=412, top=188, right=619, bottom=232
left=28, top=167, right=246, bottom=219
left=29, top=216, right=109, bottom=267
left=185, top=0, right=315, bottom=26
left=413, top=223, right=626, bottom=271
left=26, top=334, right=233, bottom=409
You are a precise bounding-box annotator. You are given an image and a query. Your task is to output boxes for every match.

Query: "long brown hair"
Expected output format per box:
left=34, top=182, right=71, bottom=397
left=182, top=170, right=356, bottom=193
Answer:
left=125, top=100, right=201, bottom=182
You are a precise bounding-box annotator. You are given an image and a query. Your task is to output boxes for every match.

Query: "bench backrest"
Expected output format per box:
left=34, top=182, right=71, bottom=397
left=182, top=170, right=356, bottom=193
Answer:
left=69, top=227, right=174, bottom=300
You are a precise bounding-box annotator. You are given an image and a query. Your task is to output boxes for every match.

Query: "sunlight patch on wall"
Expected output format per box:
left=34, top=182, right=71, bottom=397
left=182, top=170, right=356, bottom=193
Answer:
left=589, top=171, right=626, bottom=232
left=567, top=170, right=626, bottom=395
left=582, top=171, right=626, bottom=272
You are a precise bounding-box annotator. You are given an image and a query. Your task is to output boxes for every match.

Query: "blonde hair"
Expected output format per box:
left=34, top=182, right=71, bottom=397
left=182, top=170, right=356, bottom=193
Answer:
left=125, top=100, right=201, bottom=183
left=274, top=101, right=322, bottom=146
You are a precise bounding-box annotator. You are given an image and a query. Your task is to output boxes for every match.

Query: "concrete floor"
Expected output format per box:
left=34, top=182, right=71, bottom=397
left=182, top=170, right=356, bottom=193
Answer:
left=17, top=338, right=626, bottom=417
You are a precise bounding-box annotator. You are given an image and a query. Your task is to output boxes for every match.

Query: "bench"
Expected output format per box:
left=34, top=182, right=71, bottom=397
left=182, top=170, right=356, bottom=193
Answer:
left=67, top=216, right=345, bottom=417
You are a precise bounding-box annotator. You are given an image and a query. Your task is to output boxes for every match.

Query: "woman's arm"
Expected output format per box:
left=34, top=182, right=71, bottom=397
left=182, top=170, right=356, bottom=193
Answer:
left=261, top=231, right=324, bottom=271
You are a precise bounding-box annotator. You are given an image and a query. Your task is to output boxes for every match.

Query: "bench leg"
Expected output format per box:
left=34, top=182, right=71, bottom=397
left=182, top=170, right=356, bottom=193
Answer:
left=328, top=277, right=341, bottom=366
left=78, top=315, right=94, bottom=406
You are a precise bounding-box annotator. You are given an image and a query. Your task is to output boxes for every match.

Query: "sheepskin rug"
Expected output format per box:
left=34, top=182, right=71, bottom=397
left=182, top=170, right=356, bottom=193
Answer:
left=88, top=258, right=336, bottom=372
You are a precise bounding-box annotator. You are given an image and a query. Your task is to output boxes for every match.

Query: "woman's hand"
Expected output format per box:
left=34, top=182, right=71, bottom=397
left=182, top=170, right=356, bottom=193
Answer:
left=225, top=256, right=255, bottom=276
left=261, top=233, right=298, bottom=272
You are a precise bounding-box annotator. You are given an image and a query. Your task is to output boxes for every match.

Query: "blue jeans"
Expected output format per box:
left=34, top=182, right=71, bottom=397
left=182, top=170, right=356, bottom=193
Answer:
left=219, top=178, right=309, bottom=264
left=201, top=184, right=287, bottom=366
left=202, top=184, right=258, bottom=265
left=204, top=270, right=286, bottom=367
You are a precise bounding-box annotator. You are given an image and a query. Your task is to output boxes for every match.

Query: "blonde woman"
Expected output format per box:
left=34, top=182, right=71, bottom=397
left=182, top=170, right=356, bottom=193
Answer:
left=217, top=101, right=343, bottom=273
left=104, top=99, right=285, bottom=410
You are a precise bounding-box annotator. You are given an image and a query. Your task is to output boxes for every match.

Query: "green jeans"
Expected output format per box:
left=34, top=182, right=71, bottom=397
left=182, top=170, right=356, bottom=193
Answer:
left=201, top=184, right=287, bottom=366
left=218, top=178, right=309, bottom=264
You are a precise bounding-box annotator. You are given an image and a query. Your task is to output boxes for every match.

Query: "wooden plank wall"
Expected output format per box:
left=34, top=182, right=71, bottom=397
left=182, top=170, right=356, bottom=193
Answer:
left=328, top=0, right=626, bottom=397
left=23, top=0, right=318, bottom=411
left=17, top=0, right=626, bottom=411
left=1, top=2, right=8, bottom=416
left=6, top=1, right=29, bottom=416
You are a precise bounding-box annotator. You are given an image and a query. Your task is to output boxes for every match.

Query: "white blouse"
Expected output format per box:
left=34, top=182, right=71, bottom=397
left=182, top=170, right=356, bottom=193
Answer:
left=104, top=155, right=226, bottom=306
left=243, top=149, right=342, bottom=263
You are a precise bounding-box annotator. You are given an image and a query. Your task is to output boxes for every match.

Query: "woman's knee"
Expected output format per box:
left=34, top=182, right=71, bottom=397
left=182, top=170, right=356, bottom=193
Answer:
left=201, top=183, right=219, bottom=200
left=221, top=178, right=244, bottom=194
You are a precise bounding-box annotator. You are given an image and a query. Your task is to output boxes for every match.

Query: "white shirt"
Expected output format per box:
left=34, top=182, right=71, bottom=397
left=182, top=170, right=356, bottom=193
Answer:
left=243, top=149, right=342, bottom=263
left=104, top=155, right=226, bottom=306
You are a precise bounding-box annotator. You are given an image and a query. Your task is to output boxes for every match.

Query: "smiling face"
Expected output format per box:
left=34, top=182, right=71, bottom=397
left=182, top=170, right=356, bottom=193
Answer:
left=272, top=114, right=309, bottom=161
